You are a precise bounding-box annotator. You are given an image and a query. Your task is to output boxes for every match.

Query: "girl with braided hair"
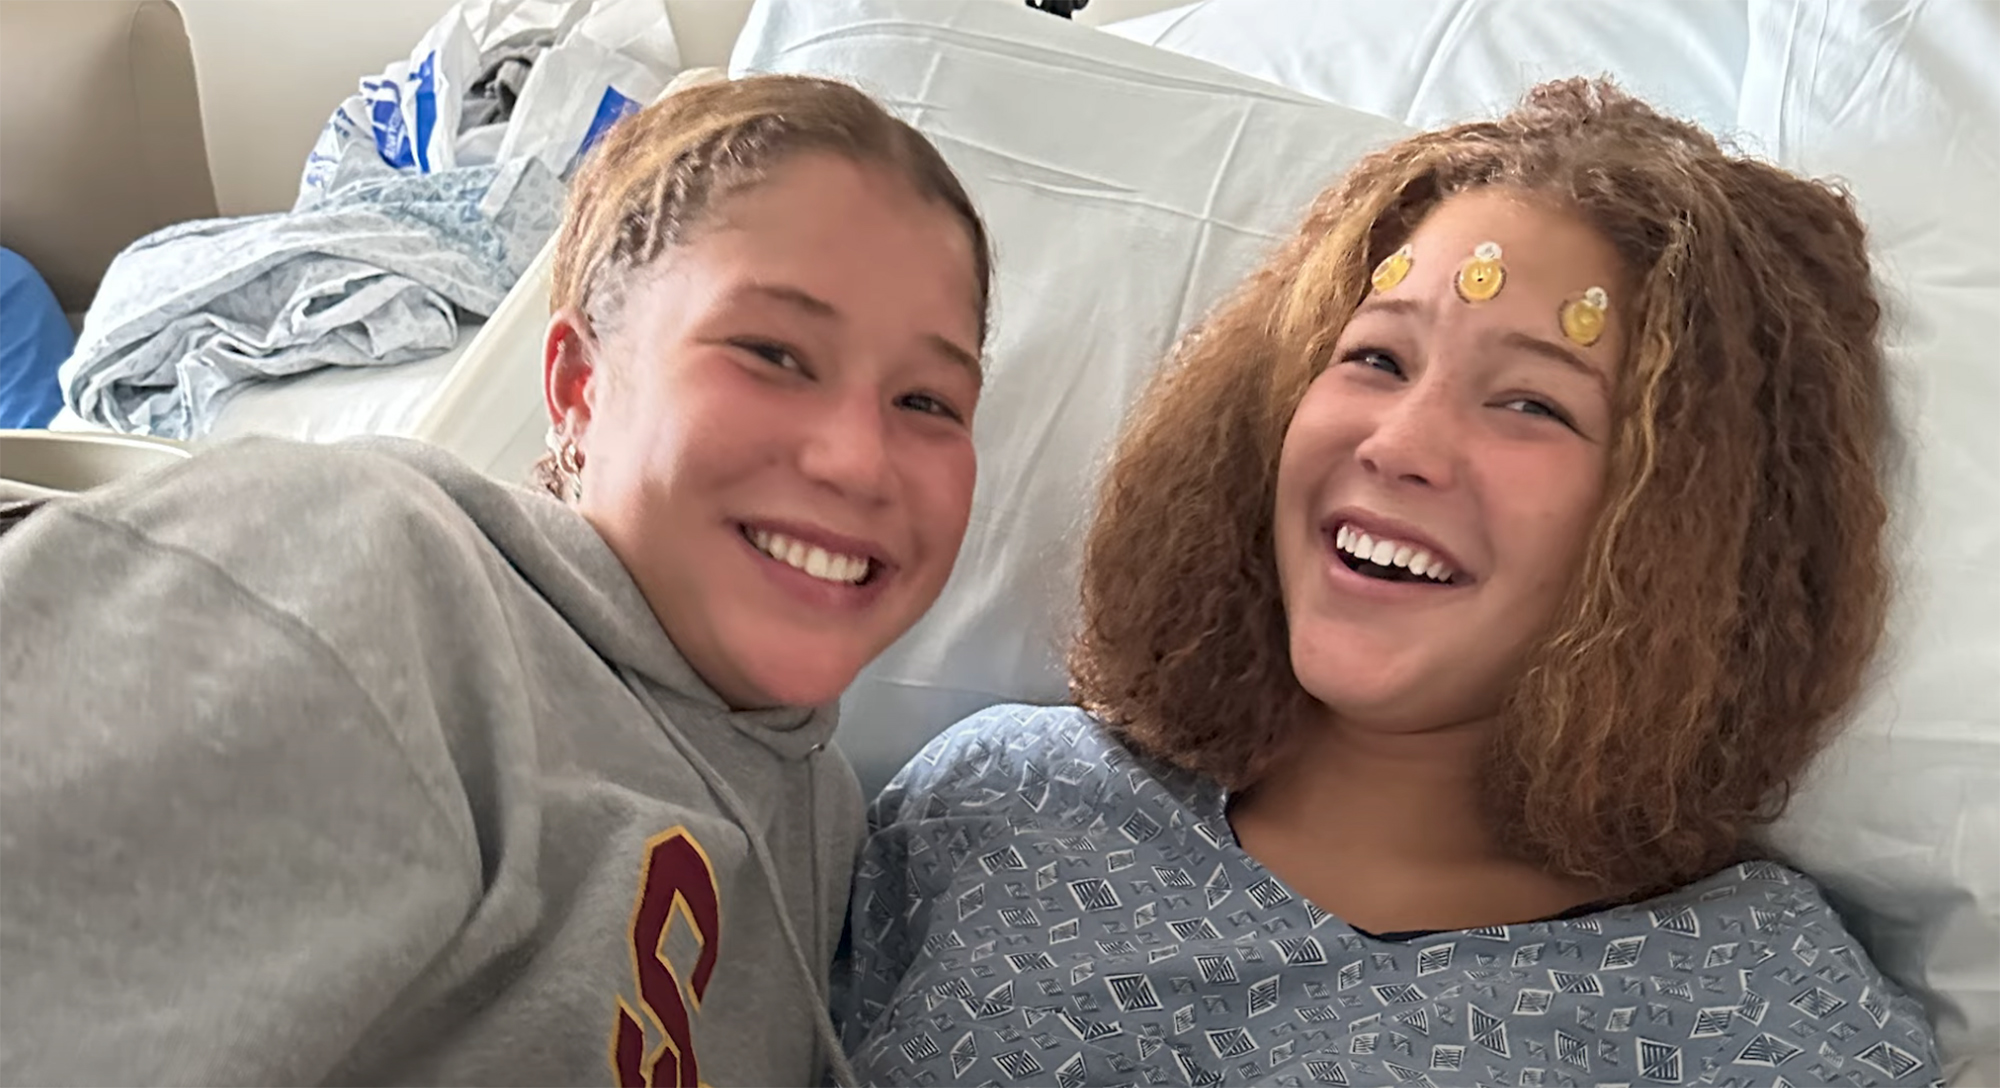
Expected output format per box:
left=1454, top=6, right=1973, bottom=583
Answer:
left=0, top=75, right=988, bottom=1087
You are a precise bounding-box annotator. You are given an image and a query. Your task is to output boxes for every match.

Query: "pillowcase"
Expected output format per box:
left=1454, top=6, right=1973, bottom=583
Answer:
left=1100, top=0, right=1750, bottom=137
left=1730, top=3, right=2000, bottom=1083
left=729, top=0, right=1411, bottom=795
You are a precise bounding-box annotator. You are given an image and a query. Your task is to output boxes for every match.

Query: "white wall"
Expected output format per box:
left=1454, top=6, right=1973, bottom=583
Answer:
left=176, top=0, right=1189, bottom=217
left=177, top=0, right=460, bottom=216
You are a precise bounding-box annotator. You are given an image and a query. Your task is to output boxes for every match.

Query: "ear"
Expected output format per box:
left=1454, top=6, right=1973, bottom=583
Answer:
left=543, top=308, right=597, bottom=436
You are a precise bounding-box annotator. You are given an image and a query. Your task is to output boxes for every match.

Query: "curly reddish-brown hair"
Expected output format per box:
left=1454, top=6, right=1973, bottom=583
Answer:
left=1071, top=79, right=1892, bottom=896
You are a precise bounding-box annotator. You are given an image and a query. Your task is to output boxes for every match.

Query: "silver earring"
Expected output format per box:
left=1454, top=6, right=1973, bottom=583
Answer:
left=546, top=427, right=584, bottom=502
left=558, top=439, right=583, bottom=502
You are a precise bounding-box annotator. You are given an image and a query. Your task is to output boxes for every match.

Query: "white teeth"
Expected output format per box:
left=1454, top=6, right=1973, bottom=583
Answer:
left=804, top=547, right=833, bottom=581
left=1333, top=523, right=1456, bottom=584
left=748, top=529, right=871, bottom=585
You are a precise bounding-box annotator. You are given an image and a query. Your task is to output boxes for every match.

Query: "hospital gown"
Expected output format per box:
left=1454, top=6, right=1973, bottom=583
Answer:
left=840, top=705, right=1944, bottom=1087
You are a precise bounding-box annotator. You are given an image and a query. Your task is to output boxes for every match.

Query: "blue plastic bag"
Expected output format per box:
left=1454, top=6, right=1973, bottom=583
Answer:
left=297, top=0, right=677, bottom=210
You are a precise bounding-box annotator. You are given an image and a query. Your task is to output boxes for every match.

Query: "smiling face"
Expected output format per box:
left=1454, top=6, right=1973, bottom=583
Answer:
left=1273, top=187, right=1631, bottom=732
left=546, top=152, right=984, bottom=709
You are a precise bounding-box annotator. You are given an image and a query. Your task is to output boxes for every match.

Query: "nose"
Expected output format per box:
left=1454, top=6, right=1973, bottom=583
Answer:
left=1353, top=377, right=1460, bottom=489
left=797, top=387, right=895, bottom=504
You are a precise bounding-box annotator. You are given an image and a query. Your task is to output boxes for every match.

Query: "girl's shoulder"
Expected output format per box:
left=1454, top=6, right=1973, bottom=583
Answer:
left=908, top=703, right=1118, bottom=771
left=1583, top=861, right=1945, bottom=1084
left=871, top=704, right=1212, bottom=827
left=876, top=704, right=1112, bottom=806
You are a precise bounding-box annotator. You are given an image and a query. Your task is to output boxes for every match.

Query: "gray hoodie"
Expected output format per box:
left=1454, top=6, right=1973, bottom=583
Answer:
left=0, top=436, right=862, bottom=1087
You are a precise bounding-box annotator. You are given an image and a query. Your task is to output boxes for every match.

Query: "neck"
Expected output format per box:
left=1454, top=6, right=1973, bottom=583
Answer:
left=1244, top=713, right=1500, bottom=862
left=1228, top=711, right=1605, bottom=933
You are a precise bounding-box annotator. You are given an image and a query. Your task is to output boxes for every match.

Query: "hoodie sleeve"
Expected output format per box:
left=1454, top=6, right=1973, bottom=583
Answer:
left=0, top=502, right=483, bottom=1086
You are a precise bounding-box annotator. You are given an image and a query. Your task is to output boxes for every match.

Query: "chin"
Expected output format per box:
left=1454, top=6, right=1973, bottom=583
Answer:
left=737, top=646, right=873, bottom=710
left=1293, top=653, right=1454, bottom=731
left=1303, top=677, right=1499, bottom=734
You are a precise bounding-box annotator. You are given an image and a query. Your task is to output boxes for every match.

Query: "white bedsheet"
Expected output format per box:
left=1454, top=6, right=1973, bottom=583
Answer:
left=44, top=205, right=560, bottom=488
left=205, top=331, right=478, bottom=444
left=48, top=323, right=481, bottom=447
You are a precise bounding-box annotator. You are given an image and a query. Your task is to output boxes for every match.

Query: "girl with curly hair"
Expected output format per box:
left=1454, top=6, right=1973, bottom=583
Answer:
left=840, top=79, right=1944, bottom=1087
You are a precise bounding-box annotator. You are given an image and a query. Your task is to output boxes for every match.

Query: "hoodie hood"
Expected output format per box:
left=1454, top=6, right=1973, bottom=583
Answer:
left=366, top=437, right=839, bottom=762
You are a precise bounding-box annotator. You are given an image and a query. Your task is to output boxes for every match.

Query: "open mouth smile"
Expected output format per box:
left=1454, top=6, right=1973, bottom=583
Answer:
left=740, top=524, right=884, bottom=587
left=1331, top=522, right=1460, bottom=586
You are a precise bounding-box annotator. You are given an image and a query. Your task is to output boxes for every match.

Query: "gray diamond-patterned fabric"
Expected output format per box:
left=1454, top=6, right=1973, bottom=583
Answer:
left=838, top=705, right=1944, bottom=1087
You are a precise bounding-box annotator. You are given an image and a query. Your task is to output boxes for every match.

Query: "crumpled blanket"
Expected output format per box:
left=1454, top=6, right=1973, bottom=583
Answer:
left=60, top=158, right=560, bottom=440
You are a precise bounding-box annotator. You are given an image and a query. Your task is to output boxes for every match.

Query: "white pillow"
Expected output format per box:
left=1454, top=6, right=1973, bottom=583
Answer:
left=728, top=0, right=1411, bottom=795
left=1730, top=3, right=2000, bottom=1084
left=1100, top=0, right=1750, bottom=137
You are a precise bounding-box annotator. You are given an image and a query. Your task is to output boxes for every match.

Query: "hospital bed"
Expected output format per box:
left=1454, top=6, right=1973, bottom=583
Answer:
left=13, top=0, right=1998, bottom=1081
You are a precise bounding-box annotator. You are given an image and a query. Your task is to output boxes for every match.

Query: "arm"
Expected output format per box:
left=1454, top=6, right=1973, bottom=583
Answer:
left=0, top=505, right=481, bottom=1086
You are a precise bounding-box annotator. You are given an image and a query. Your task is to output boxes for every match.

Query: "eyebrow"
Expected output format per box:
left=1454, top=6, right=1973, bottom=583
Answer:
left=738, top=283, right=983, bottom=386
left=1350, top=296, right=1610, bottom=392
left=744, top=282, right=838, bottom=319
left=1494, top=331, right=1611, bottom=392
